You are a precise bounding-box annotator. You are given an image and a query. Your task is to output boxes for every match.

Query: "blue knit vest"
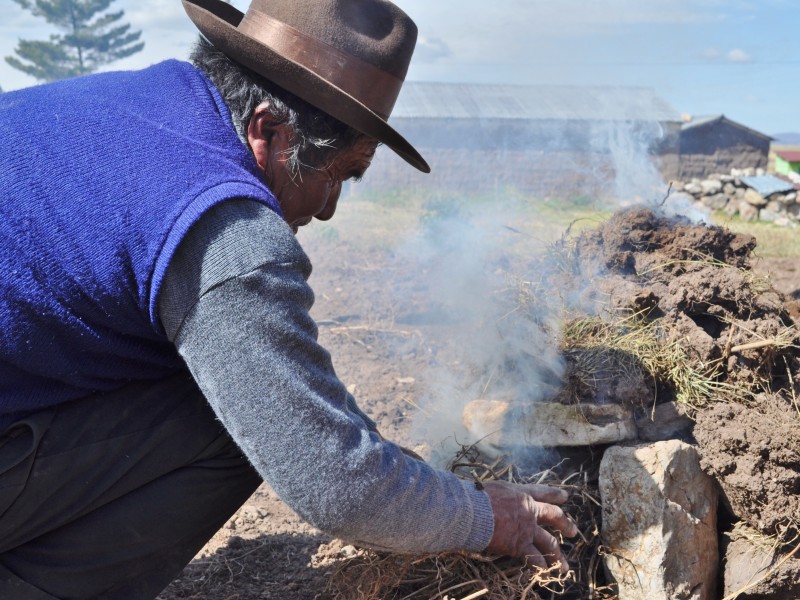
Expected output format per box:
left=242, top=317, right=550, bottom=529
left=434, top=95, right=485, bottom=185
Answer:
left=0, top=60, right=282, bottom=422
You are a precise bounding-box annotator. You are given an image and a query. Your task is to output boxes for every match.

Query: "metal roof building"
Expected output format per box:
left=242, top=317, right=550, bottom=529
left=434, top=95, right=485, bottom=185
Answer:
left=351, top=81, right=685, bottom=197
left=678, top=114, right=773, bottom=179
left=392, top=82, right=682, bottom=123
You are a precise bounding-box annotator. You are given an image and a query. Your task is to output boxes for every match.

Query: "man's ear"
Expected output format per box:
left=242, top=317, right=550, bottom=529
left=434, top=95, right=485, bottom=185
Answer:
left=247, top=102, right=294, bottom=173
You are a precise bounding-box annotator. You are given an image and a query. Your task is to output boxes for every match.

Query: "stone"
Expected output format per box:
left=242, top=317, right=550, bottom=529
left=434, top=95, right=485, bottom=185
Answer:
left=723, top=182, right=736, bottom=196
left=744, top=188, right=767, bottom=207
left=702, top=193, right=729, bottom=210
left=600, top=440, right=718, bottom=600
left=766, top=199, right=784, bottom=214
left=683, top=181, right=703, bottom=196
left=724, top=201, right=739, bottom=217
left=738, top=201, right=759, bottom=222
left=769, top=193, right=787, bottom=205
left=759, top=207, right=781, bottom=222
left=787, top=204, right=800, bottom=221
left=722, top=530, right=800, bottom=598
left=635, top=401, right=693, bottom=441
left=719, top=174, right=735, bottom=183
left=700, top=179, right=723, bottom=195
left=462, top=399, right=637, bottom=449
left=786, top=191, right=797, bottom=203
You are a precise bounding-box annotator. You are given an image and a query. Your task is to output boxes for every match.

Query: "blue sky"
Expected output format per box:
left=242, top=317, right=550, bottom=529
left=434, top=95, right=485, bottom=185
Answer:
left=1, top=0, right=797, bottom=135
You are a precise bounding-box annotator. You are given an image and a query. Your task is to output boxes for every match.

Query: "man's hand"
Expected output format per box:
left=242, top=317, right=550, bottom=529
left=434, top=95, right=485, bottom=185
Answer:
left=482, top=480, right=578, bottom=573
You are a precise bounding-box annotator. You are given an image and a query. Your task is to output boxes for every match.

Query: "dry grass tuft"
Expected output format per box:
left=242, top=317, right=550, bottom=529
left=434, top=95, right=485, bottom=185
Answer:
left=325, top=446, right=615, bottom=600
left=560, top=312, right=746, bottom=413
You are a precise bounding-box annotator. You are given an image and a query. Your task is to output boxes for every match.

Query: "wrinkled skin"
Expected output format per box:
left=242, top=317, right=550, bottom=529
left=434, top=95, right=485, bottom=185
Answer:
left=483, top=481, right=577, bottom=572
left=247, top=101, right=377, bottom=233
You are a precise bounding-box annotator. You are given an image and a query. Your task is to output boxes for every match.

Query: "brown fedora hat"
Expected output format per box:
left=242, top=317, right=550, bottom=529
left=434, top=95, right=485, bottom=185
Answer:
left=182, top=0, right=430, bottom=173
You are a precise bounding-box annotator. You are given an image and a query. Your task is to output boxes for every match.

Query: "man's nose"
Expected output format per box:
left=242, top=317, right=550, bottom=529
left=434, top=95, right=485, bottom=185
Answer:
left=315, top=181, right=342, bottom=221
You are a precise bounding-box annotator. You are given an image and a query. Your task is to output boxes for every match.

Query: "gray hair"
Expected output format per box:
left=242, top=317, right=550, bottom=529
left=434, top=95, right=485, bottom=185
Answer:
left=189, top=36, right=363, bottom=175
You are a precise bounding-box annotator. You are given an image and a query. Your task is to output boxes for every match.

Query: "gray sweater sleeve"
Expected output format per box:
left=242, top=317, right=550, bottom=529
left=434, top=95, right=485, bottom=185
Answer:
left=158, top=199, right=493, bottom=553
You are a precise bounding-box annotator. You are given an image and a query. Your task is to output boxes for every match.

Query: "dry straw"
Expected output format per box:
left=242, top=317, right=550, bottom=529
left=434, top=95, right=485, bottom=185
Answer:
left=326, top=445, right=616, bottom=600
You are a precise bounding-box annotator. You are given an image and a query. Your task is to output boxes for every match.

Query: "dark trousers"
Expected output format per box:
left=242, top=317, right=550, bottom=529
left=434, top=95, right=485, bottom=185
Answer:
left=0, top=371, right=262, bottom=599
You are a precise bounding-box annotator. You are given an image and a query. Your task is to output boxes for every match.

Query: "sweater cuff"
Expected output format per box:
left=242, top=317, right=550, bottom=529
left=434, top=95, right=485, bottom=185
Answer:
left=460, top=479, right=495, bottom=552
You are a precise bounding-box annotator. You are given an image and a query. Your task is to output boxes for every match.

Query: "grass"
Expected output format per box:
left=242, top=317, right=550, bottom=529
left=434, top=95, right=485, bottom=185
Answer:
left=315, top=185, right=800, bottom=259
left=301, top=187, right=614, bottom=255
left=712, top=213, right=800, bottom=258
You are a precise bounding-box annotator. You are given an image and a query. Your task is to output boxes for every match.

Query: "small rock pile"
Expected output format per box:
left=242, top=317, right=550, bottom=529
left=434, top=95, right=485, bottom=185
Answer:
left=672, top=168, right=800, bottom=226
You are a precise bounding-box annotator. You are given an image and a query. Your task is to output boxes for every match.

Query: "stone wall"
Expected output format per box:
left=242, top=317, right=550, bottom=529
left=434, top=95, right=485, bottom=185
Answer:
left=671, top=168, right=800, bottom=226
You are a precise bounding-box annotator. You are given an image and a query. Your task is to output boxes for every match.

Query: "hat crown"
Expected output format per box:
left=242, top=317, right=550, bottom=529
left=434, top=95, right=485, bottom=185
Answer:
left=244, top=0, right=417, bottom=80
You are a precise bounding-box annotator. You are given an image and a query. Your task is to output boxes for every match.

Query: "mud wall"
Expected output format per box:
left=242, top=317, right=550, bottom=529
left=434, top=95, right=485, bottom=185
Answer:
left=362, top=117, right=679, bottom=199
left=679, top=122, right=770, bottom=179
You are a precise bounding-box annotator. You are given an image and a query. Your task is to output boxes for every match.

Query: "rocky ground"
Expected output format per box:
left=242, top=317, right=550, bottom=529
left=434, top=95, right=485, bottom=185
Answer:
left=157, top=203, right=800, bottom=600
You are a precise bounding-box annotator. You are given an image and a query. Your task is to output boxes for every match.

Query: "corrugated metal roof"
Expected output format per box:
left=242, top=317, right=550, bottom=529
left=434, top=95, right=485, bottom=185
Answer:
left=681, top=114, right=772, bottom=140
left=681, top=115, right=722, bottom=130
left=391, top=82, right=681, bottom=122
left=775, top=150, right=800, bottom=163
left=740, top=175, right=796, bottom=196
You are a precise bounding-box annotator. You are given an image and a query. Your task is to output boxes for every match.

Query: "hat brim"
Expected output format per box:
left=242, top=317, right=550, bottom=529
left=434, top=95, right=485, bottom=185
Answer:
left=182, top=0, right=430, bottom=173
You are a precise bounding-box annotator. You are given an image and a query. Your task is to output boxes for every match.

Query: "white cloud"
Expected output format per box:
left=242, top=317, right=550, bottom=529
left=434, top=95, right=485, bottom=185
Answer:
left=727, top=48, right=752, bottom=63
left=413, top=36, right=451, bottom=64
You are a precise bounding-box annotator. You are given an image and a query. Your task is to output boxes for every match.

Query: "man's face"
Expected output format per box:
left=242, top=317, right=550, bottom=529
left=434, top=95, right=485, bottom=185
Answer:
left=267, top=136, right=378, bottom=233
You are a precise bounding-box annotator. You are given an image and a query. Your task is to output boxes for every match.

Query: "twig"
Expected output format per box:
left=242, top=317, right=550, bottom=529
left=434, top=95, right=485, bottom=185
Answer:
left=658, top=181, right=673, bottom=207
left=430, top=579, right=485, bottom=599
left=459, top=589, right=489, bottom=600
left=730, top=339, right=781, bottom=353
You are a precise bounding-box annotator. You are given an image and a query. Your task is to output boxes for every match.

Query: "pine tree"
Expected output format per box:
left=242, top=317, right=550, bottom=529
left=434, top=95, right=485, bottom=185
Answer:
left=6, top=0, right=144, bottom=82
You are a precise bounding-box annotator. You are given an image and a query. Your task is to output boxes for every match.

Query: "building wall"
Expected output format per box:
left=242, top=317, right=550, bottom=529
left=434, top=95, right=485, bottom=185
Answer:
left=359, top=117, right=679, bottom=200
left=774, top=155, right=800, bottom=176
left=678, top=121, right=770, bottom=179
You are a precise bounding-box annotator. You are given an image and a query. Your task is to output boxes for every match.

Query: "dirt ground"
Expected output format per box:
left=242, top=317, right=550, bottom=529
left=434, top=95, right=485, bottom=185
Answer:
left=157, top=207, right=800, bottom=600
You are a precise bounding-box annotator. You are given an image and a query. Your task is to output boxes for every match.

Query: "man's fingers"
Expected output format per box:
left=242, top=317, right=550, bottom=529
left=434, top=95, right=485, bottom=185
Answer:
left=519, top=483, right=569, bottom=505
left=531, top=524, right=570, bottom=574
left=521, top=548, right=548, bottom=571
left=534, top=500, right=579, bottom=538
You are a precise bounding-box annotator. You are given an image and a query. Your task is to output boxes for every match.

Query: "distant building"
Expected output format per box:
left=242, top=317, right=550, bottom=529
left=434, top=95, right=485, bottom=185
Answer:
left=678, top=115, right=772, bottom=180
left=773, top=149, right=800, bottom=177
left=359, top=82, right=682, bottom=200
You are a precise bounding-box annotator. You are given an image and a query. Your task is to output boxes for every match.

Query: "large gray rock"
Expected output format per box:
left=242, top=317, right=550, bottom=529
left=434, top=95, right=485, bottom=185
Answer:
left=760, top=207, right=781, bottom=223
left=738, top=201, right=759, bottom=222
left=723, top=530, right=800, bottom=598
left=744, top=188, right=767, bottom=207
left=723, top=182, right=736, bottom=196
left=683, top=181, right=703, bottom=196
left=700, top=179, right=723, bottom=195
left=702, top=193, right=729, bottom=210
left=600, top=440, right=718, bottom=600
left=635, top=401, right=693, bottom=442
left=462, top=399, right=637, bottom=448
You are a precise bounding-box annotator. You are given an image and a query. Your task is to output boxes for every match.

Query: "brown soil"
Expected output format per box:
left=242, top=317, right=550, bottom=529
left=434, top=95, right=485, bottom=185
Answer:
left=158, top=208, right=800, bottom=600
